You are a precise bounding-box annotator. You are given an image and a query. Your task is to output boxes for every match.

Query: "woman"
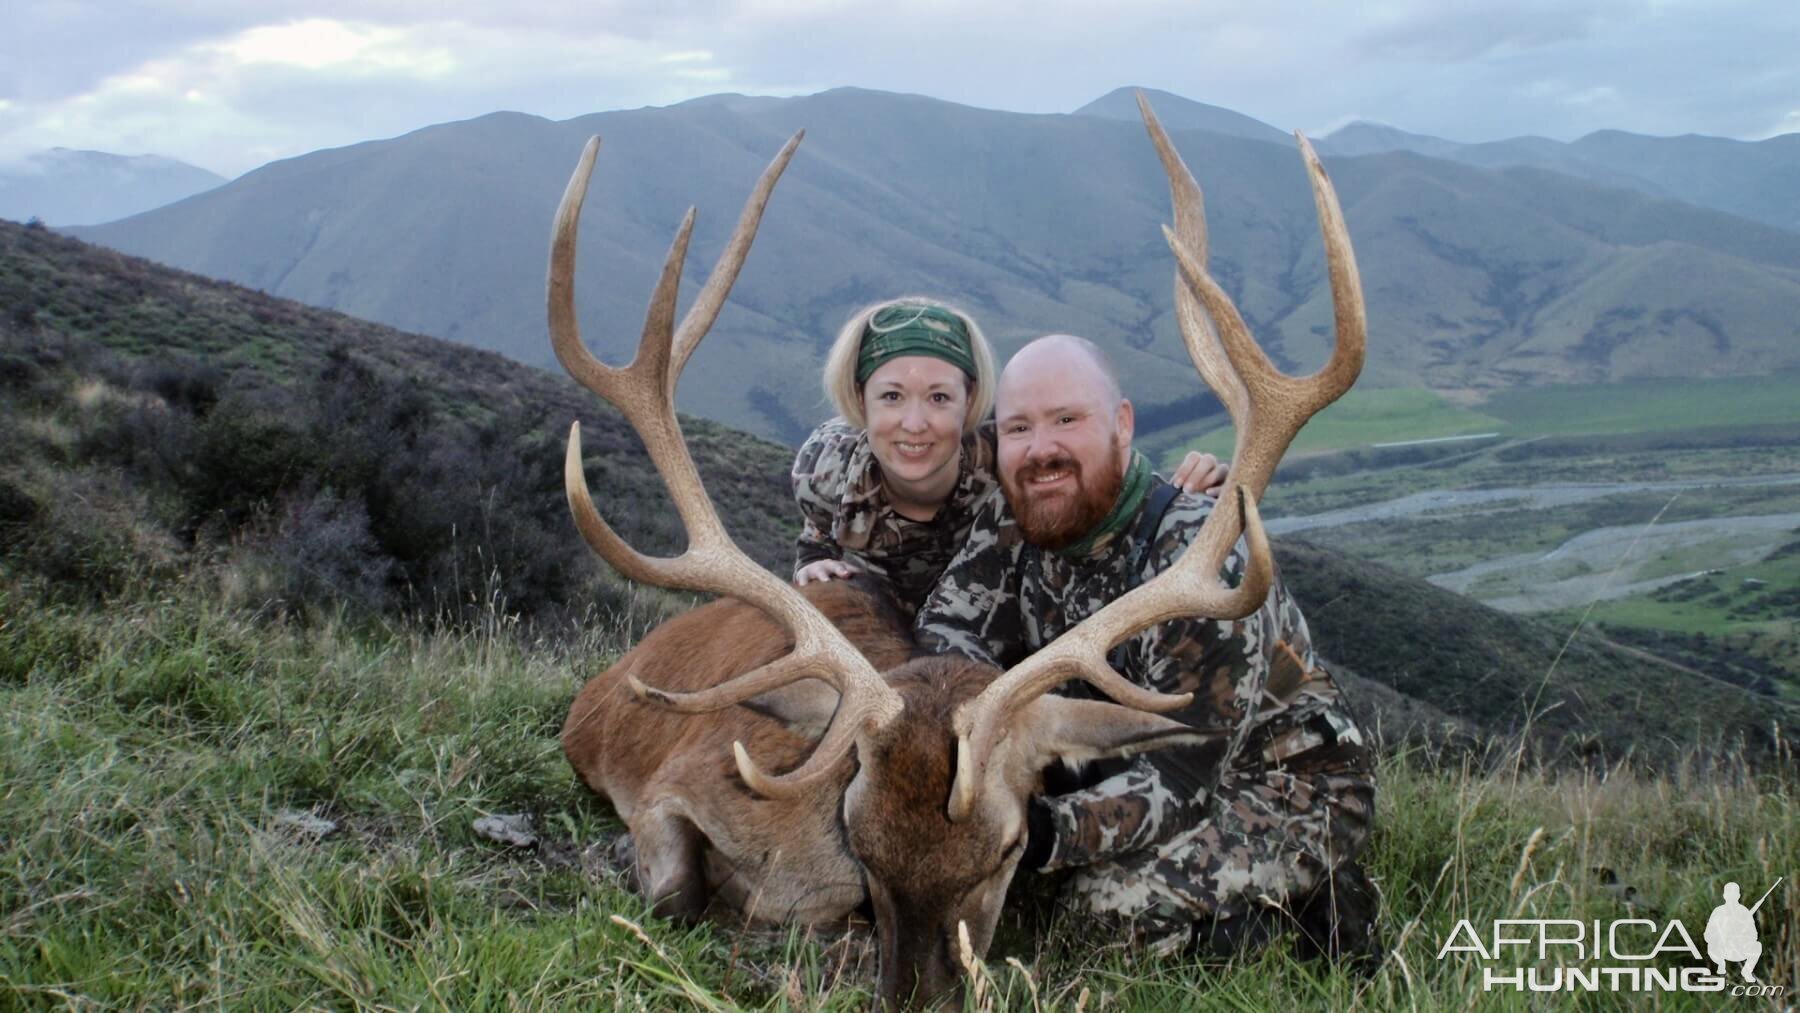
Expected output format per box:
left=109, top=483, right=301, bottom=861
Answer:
left=792, top=297, right=1225, bottom=612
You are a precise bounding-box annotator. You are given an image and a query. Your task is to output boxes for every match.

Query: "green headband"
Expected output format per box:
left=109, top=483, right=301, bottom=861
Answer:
left=855, top=303, right=978, bottom=385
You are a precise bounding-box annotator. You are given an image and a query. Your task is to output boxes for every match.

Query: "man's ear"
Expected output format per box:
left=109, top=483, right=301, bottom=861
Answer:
left=1116, top=398, right=1135, bottom=454
left=1023, top=695, right=1222, bottom=769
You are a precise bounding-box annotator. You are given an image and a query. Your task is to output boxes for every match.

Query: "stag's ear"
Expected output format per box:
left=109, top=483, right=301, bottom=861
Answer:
left=1024, top=696, right=1219, bottom=768
left=739, top=679, right=842, bottom=739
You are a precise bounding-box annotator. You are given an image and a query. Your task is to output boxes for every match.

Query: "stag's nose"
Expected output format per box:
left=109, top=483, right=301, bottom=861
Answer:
left=877, top=930, right=964, bottom=1011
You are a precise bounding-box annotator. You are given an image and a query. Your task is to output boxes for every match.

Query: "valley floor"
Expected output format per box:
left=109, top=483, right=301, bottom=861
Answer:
left=1158, top=379, right=1800, bottom=702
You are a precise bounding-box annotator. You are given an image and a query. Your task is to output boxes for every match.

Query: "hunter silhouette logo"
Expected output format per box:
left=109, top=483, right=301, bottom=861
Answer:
left=1436, top=875, right=1788, bottom=997
left=1706, top=879, right=1780, bottom=984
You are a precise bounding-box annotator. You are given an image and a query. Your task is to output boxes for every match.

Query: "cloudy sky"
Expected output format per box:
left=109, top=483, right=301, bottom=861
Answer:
left=3, top=0, right=1795, bottom=177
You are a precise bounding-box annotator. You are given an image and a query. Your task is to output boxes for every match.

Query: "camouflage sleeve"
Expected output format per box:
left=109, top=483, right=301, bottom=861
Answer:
left=1038, top=501, right=1271, bottom=871
left=1037, top=744, right=1221, bottom=872
left=791, top=422, right=851, bottom=574
left=911, top=486, right=1025, bottom=669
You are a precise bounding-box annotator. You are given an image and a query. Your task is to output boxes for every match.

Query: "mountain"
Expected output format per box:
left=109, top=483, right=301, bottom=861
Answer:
left=71, top=88, right=1800, bottom=444
left=1073, top=86, right=1290, bottom=144
left=4, top=217, right=1791, bottom=766
left=1319, top=122, right=1800, bottom=233
left=0, top=149, right=227, bottom=227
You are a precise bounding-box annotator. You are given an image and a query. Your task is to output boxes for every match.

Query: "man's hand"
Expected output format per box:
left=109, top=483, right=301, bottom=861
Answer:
left=795, top=559, right=860, bottom=585
left=1169, top=451, right=1229, bottom=497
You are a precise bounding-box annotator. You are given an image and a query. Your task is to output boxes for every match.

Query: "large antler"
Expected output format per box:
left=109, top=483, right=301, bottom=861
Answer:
left=550, top=133, right=903, bottom=798
left=945, top=93, right=1367, bottom=821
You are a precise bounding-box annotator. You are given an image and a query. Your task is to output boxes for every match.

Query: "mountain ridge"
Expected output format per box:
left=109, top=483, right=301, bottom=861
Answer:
left=68, top=87, right=1800, bottom=443
left=0, top=148, right=227, bottom=227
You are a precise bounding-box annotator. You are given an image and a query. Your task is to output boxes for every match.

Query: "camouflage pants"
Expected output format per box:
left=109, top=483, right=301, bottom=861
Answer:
left=1062, top=764, right=1375, bottom=949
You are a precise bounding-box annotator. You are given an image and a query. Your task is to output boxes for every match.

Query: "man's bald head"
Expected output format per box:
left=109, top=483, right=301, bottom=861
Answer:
left=998, top=334, right=1122, bottom=416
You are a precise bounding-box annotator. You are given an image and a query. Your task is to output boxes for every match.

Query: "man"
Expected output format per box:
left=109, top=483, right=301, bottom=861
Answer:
left=914, top=333, right=1378, bottom=959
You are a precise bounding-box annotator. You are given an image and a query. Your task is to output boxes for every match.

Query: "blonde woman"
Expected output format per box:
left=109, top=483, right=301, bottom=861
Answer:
left=792, top=297, right=1225, bottom=612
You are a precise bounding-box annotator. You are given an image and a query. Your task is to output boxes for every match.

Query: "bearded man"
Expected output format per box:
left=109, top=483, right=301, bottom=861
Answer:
left=913, top=333, right=1378, bottom=960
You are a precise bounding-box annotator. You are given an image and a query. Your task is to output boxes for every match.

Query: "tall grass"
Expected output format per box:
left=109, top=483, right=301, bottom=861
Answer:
left=2, top=573, right=1794, bottom=1009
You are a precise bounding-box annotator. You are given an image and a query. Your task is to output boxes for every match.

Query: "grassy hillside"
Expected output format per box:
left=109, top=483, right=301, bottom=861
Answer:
left=1, top=579, right=1793, bottom=1008
left=1, top=217, right=796, bottom=627
left=5, top=216, right=1793, bottom=770
left=68, top=88, right=1800, bottom=443
left=1278, top=541, right=1796, bottom=766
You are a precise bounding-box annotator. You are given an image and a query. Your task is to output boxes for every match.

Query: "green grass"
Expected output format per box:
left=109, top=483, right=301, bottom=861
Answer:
left=1483, top=372, right=1800, bottom=438
left=1152, top=373, right=1800, bottom=471
left=1570, top=547, right=1800, bottom=636
left=1153, top=388, right=1507, bottom=466
left=3, top=573, right=1796, bottom=1009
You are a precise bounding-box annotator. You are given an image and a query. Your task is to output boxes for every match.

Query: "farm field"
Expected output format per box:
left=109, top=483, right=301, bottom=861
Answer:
left=1214, top=375, right=1800, bottom=700
left=1148, top=371, right=1800, bottom=465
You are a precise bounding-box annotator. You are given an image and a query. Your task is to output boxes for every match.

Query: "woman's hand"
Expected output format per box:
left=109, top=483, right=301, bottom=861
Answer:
left=795, top=559, right=861, bottom=585
left=1170, top=451, right=1229, bottom=497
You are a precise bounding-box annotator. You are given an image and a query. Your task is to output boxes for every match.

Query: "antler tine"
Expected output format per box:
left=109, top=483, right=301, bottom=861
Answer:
left=945, top=101, right=1365, bottom=822
left=551, top=134, right=903, bottom=797
left=946, top=488, right=1274, bottom=820
left=547, top=136, right=616, bottom=401
left=731, top=682, right=899, bottom=797
left=1297, top=132, right=1367, bottom=401
left=1135, top=91, right=1249, bottom=427
left=1160, top=132, right=1365, bottom=507
left=672, top=130, right=806, bottom=382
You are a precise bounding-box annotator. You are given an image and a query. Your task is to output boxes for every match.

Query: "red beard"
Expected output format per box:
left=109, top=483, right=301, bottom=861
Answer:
left=1002, top=442, right=1126, bottom=550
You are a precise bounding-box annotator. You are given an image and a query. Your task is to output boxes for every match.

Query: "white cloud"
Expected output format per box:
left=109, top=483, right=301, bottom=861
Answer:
left=210, top=18, right=453, bottom=76
left=1762, top=111, right=1800, bottom=139
left=1562, top=85, right=1619, bottom=107
left=2, top=15, right=756, bottom=173
left=2, top=0, right=1795, bottom=170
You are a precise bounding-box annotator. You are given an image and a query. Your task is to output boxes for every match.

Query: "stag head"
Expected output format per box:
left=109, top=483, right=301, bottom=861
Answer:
left=547, top=90, right=1363, bottom=1008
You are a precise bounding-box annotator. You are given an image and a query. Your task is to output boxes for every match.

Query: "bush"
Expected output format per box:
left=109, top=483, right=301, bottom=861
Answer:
left=134, top=355, right=222, bottom=416
left=0, top=474, right=40, bottom=538
left=245, top=488, right=395, bottom=617
left=4, top=471, right=147, bottom=597
left=184, top=386, right=323, bottom=533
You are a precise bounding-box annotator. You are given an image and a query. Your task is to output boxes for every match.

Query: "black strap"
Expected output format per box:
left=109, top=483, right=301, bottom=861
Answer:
left=1106, top=478, right=1181, bottom=673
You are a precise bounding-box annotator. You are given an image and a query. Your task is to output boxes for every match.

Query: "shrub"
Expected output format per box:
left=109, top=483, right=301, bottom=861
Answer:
left=250, top=488, right=396, bottom=617
left=134, top=355, right=222, bottom=416
left=184, top=386, right=323, bottom=533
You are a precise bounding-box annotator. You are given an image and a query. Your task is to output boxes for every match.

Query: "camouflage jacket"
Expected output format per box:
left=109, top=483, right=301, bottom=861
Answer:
left=791, top=418, right=1000, bottom=612
left=914, top=484, right=1370, bottom=872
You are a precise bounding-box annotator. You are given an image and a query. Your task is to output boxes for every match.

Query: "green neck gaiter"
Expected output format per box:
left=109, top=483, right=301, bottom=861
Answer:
left=1056, top=450, right=1152, bottom=559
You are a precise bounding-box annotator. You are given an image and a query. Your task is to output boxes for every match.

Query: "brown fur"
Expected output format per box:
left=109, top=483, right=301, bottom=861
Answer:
left=560, top=583, right=1198, bottom=1007
left=562, top=578, right=920, bottom=925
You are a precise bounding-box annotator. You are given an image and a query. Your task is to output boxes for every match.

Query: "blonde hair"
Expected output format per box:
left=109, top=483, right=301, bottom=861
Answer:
left=821, top=296, right=997, bottom=433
